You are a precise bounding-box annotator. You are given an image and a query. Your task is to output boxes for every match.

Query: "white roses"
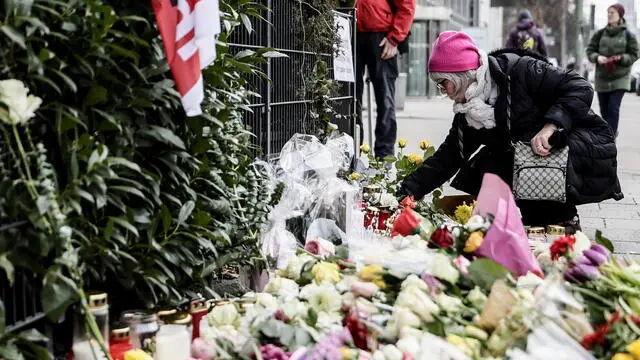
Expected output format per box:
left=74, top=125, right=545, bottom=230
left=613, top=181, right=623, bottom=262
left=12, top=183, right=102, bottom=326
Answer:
left=0, top=80, right=42, bottom=126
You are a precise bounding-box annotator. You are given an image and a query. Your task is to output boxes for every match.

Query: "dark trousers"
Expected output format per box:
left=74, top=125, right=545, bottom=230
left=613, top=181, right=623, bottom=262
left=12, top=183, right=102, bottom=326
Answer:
left=597, top=90, right=625, bottom=135
left=517, top=200, right=578, bottom=228
left=355, top=32, right=399, bottom=158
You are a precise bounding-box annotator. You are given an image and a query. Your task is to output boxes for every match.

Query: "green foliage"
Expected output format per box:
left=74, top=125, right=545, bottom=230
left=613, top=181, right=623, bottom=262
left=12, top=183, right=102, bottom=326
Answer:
left=0, top=1, right=276, bottom=353
left=291, top=0, right=342, bottom=56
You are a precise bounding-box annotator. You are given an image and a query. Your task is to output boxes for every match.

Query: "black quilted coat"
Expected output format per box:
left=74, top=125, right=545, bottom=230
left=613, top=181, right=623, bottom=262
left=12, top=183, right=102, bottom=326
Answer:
left=400, top=48, right=623, bottom=205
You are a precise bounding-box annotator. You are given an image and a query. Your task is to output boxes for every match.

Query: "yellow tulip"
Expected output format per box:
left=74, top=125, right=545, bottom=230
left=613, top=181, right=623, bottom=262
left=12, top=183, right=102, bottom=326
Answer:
left=360, top=144, right=371, bottom=154
left=419, top=140, right=431, bottom=150
left=348, top=172, right=361, bottom=181
left=359, top=264, right=386, bottom=289
left=397, top=138, right=408, bottom=148
left=464, top=231, right=485, bottom=253
left=612, top=354, right=634, bottom=360
left=627, top=339, right=640, bottom=358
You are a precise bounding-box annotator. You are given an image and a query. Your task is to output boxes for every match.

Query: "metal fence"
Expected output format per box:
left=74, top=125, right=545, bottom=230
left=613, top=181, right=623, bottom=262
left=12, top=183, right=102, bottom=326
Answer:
left=1, top=1, right=357, bottom=340
left=228, top=0, right=357, bottom=156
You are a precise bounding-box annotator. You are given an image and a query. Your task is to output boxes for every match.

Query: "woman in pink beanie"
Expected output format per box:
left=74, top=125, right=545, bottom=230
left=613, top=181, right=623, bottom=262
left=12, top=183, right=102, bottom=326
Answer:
left=398, top=31, right=622, bottom=232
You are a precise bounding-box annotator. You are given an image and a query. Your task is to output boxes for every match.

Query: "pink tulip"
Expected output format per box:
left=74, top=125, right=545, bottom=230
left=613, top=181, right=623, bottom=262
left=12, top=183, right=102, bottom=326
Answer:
left=351, top=281, right=379, bottom=298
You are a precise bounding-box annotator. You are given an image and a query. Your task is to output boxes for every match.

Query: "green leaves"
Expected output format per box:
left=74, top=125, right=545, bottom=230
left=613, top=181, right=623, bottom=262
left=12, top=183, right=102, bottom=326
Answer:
left=138, top=125, right=186, bottom=150
left=42, top=272, right=78, bottom=322
left=0, top=254, right=15, bottom=287
left=595, top=230, right=615, bottom=253
left=177, top=200, right=196, bottom=229
left=1, top=25, right=26, bottom=49
left=468, top=258, right=511, bottom=291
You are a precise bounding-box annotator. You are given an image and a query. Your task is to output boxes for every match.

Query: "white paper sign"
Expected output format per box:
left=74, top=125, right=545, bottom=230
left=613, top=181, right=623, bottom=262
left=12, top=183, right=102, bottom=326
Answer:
left=333, top=15, right=355, bottom=83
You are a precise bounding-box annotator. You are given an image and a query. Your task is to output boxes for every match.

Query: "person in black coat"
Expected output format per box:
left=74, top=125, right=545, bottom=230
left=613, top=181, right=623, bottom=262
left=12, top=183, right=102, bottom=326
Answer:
left=398, top=31, right=623, bottom=230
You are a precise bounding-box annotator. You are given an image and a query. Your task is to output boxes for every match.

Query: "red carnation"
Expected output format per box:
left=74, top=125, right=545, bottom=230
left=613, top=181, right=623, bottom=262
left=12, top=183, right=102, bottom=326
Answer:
left=549, top=235, right=576, bottom=261
left=429, top=226, right=454, bottom=249
left=582, top=309, right=621, bottom=349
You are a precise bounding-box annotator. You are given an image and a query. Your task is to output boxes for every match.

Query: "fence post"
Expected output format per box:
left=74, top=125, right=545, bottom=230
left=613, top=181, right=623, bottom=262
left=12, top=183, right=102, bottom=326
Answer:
left=265, top=0, right=273, bottom=155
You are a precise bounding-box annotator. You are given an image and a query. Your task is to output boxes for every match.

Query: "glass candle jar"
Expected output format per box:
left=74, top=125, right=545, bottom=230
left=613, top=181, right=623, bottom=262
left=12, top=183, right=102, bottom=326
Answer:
left=88, top=291, right=109, bottom=344
left=156, top=308, right=177, bottom=325
left=155, top=313, right=192, bottom=360
left=546, top=225, right=566, bottom=243
left=527, top=227, right=546, bottom=242
left=121, top=310, right=159, bottom=355
left=109, top=325, right=133, bottom=360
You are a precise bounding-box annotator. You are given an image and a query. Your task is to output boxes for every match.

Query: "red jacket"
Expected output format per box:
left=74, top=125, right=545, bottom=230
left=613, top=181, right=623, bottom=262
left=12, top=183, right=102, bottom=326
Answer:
left=356, top=0, right=416, bottom=46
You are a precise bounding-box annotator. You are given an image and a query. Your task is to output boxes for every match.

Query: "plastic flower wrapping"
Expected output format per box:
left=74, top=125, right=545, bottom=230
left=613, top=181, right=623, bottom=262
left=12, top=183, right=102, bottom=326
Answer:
left=188, top=135, right=635, bottom=360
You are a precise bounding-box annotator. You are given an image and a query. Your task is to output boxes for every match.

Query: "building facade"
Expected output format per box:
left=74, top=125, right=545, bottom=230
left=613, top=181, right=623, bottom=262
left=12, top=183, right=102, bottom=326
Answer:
left=401, top=0, right=499, bottom=97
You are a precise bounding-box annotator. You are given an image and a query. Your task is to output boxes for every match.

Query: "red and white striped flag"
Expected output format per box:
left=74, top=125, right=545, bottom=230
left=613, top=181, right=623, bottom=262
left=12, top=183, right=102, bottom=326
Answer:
left=152, top=0, right=220, bottom=117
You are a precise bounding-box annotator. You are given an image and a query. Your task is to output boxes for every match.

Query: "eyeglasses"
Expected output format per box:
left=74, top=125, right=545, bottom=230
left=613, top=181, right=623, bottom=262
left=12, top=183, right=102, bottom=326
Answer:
left=436, top=80, right=447, bottom=94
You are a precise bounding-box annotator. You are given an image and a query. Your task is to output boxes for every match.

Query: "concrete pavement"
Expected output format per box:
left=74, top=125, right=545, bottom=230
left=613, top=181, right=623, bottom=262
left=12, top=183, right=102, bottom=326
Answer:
left=361, top=93, right=640, bottom=254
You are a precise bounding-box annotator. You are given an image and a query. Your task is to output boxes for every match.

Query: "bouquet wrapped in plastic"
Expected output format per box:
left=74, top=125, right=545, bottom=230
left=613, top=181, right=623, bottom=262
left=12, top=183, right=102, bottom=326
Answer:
left=259, top=133, right=359, bottom=268
left=472, top=174, right=543, bottom=277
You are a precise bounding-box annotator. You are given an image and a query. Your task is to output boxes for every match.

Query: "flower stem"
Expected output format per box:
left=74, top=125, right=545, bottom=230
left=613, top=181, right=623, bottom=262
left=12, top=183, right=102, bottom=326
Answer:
left=79, top=289, right=113, bottom=360
left=11, top=124, right=38, bottom=200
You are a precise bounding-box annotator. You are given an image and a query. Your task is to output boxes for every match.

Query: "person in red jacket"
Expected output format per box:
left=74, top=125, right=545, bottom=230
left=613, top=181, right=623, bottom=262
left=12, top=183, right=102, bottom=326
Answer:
left=355, top=0, right=416, bottom=158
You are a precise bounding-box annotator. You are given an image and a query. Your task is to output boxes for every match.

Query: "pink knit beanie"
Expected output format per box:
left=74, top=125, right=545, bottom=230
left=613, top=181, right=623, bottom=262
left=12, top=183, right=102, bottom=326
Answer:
left=428, top=31, right=481, bottom=73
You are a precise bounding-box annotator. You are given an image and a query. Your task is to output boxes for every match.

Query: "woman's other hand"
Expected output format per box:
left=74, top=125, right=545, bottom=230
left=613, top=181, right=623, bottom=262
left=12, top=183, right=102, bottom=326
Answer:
left=597, top=55, right=609, bottom=64
left=531, top=123, right=558, bottom=156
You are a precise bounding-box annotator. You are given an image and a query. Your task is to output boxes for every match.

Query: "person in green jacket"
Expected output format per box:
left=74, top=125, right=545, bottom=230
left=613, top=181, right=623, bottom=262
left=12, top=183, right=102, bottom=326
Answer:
left=586, top=3, right=639, bottom=135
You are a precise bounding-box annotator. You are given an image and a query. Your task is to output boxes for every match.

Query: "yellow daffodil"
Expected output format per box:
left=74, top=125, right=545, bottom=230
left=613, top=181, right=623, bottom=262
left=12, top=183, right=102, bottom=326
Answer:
left=419, top=140, right=431, bottom=151
left=359, top=264, right=386, bottom=289
left=397, top=138, right=408, bottom=148
left=627, top=339, right=640, bottom=358
left=360, top=144, right=371, bottom=154
left=464, top=231, right=485, bottom=252
left=612, top=354, right=634, bottom=360
left=348, top=172, right=361, bottom=181
left=408, top=153, right=422, bottom=164
left=312, top=261, right=341, bottom=284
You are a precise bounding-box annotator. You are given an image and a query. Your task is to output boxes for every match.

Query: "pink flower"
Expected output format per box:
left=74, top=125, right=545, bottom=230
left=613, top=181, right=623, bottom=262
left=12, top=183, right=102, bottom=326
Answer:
left=453, top=255, right=471, bottom=278
left=274, top=309, right=291, bottom=322
left=191, top=338, right=215, bottom=360
left=420, top=274, right=444, bottom=297
left=351, top=281, right=380, bottom=298
left=304, top=238, right=336, bottom=258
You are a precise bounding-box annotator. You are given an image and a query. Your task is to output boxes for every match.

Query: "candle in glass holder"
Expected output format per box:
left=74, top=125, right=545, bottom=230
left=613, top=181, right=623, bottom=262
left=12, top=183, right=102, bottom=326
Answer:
left=72, top=339, right=108, bottom=360
left=155, top=324, right=191, bottom=360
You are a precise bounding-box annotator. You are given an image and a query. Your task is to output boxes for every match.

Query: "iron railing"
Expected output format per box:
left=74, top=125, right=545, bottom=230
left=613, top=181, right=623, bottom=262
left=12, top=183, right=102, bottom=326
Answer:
left=229, top=1, right=357, bottom=156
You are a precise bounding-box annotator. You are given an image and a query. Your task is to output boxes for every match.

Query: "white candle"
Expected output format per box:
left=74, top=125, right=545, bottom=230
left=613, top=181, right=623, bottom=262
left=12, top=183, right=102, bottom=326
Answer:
left=155, top=325, right=190, bottom=360
left=72, top=340, right=108, bottom=360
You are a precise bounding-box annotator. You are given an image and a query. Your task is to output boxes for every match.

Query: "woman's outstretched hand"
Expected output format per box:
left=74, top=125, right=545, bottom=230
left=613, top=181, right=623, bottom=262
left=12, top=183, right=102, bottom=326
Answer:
left=531, top=123, right=558, bottom=156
